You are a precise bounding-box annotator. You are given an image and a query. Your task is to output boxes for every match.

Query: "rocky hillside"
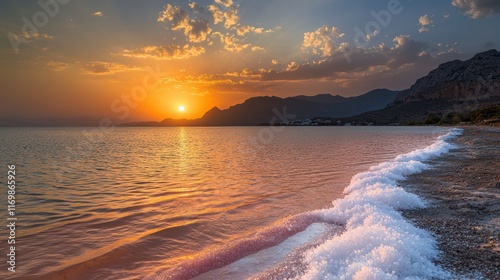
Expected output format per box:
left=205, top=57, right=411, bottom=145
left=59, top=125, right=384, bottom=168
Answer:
left=392, top=49, right=500, bottom=105
left=342, top=50, right=500, bottom=125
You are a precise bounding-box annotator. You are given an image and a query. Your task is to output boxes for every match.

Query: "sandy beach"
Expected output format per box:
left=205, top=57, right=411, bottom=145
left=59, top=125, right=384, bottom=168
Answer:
left=403, top=127, right=500, bottom=279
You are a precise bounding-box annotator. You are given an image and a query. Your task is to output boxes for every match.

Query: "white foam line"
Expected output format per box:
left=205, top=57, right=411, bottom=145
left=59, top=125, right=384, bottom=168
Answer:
left=299, top=128, right=463, bottom=280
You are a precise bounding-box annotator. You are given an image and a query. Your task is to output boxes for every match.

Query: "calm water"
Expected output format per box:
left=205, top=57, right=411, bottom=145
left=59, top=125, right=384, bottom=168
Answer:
left=0, top=127, right=446, bottom=279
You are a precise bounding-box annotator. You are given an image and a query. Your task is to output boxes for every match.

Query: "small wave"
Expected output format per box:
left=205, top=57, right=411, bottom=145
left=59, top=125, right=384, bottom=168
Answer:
left=147, top=128, right=462, bottom=280
left=299, top=128, right=462, bottom=279
left=31, top=221, right=201, bottom=280
left=146, top=212, right=325, bottom=280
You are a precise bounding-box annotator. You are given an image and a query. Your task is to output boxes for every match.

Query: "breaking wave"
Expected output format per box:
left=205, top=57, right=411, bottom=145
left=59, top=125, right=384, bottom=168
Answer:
left=300, top=128, right=462, bottom=279
left=148, top=128, right=462, bottom=280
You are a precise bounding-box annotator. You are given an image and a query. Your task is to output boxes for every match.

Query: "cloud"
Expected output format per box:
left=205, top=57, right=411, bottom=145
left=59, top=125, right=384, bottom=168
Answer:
left=251, top=46, right=265, bottom=52
left=211, top=32, right=264, bottom=52
left=47, top=61, right=70, bottom=71
left=208, top=4, right=239, bottom=28
left=286, top=61, right=299, bottom=71
left=236, top=25, right=255, bottom=36
left=271, top=59, right=279, bottom=65
left=79, top=61, right=141, bottom=75
left=452, top=0, right=500, bottom=18
left=21, top=32, right=53, bottom=40
left=158, top=4, right=212, bottom=43
left=5, top=31, right=53, bottom=53
left=157, top=2, right=272, bottom=52
left=122, top=45, right=205, bottom=60
left=418, top=27, right=429, bottom=33
left=92, top=11, right=103, bottom=17
left=389, top=35, right=429, bottom=68
left=158, top=4, right=187, bottom=24
left=236, top=25, right=274, bottom=36
left=186, top=19, right=212, bottom=42
left=215, top=32, right=250, bottom=52
left=188, top=2, right=205, bottom=13
left=261, top=52, right=384, bottom=81
left=222, top=8, right=239, bottom=28
left=157, top=70, right=275, bottom=96
left=215, top=0, right=234, bottom=8
left=261, top=36, right=429, bottom=81
left=418, top=15, right=433, bottom=33
left=419, top=14, right=433, bottom=26
left=302, top=25, right=345, bottom=57
left=208, top=5, right=224, bottom=25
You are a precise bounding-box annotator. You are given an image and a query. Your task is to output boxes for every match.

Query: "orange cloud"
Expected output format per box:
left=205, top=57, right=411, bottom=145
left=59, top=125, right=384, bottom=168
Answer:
left=47, top=61, right=70, bottom=71
left=214, top=0, right=233, bottom=8
left=303, top=25, right=345, bottom=57
left=214, top=32, right=250, bottom=52
left=208, top=4, right=239, bottom=28
left=236, top=25, right=274, bottom=36
left=79, top=61, right=142, bottom=75
left=122, top=45, right=205, bottom=60
left=158, top=4, right=212, bottom=43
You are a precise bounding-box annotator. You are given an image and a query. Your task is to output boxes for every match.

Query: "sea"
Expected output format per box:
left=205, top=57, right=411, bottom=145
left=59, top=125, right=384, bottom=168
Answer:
left=0, top=126, right=461, bottom=279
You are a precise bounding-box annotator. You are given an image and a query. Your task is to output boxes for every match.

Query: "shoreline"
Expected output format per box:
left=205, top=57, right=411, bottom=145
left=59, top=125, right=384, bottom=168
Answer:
left=402, top=127, right=500, bottom=279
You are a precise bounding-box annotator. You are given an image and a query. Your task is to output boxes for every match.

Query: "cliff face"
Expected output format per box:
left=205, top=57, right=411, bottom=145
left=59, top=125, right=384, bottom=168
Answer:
left=392, top=49, right=500, bottom=105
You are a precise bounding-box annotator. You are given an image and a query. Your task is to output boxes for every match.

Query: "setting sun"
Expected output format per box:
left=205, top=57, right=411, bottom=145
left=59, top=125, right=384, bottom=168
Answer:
left=178, top=106, right=185, bottom=112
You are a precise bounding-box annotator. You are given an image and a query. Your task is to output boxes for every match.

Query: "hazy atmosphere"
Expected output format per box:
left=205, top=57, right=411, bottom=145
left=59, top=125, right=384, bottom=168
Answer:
left=1, top=0, right=500, bottom=121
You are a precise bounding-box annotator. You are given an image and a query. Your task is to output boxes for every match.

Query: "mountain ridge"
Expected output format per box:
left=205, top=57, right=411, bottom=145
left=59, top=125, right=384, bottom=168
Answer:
left=3, top=50, right=499, bottom=127
left=344, top=49, right=500, bottom=125
left=166, top=89, right=398, bottom=126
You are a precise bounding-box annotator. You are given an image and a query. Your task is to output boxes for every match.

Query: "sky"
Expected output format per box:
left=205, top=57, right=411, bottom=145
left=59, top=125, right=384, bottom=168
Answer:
left=1, top=0, right=499, bottom=121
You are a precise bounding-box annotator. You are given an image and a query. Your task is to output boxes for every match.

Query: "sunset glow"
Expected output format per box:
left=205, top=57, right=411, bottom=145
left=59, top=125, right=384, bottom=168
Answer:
left=1, top=1, right=499, bottom=279
left=1, top=1, right=499, bottom=122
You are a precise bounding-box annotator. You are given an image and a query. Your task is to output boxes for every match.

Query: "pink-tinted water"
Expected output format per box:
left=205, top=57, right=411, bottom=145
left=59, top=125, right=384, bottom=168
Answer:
left=0, top=127, right=444, bottom=279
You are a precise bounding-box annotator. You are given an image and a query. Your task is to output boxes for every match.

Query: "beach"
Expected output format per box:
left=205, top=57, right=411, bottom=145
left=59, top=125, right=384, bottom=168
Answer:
left=403, top=127, right=500, bottom=279
left=1, top=127, right=497, bottom=279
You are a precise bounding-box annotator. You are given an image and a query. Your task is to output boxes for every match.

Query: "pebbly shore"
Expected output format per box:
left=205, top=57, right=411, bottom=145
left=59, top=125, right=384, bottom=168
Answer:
left=403, top=127, right=500, bottom=279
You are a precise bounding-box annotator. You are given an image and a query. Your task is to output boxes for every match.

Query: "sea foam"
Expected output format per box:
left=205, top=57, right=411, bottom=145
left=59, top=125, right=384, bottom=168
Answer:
left=148, top=129, right=462, bottom=280
left=299, top=128, right=462, bottom=280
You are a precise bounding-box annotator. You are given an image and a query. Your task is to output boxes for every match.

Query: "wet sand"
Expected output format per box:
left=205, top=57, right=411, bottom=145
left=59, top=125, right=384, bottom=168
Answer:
left=403, top=127, right=500, bottom=279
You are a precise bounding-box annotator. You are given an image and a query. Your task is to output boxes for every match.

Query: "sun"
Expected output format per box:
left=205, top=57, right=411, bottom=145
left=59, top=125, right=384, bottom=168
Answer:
left=178, top=106, right=185, bottom=112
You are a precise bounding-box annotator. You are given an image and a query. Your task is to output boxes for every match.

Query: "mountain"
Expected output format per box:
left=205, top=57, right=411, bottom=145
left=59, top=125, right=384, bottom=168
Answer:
left=120, top=89, right=398, bottom=126
left=346, top=49, right=500, bottom=124
left=7, top=50, right=499, bottom=127
left=294, top=93, right=347, bottom=104
left=295, top=89, right=399, bottom=115
left=392, top=49, right=500, bottom=105
left=163, top=89, right=398, bottom=126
